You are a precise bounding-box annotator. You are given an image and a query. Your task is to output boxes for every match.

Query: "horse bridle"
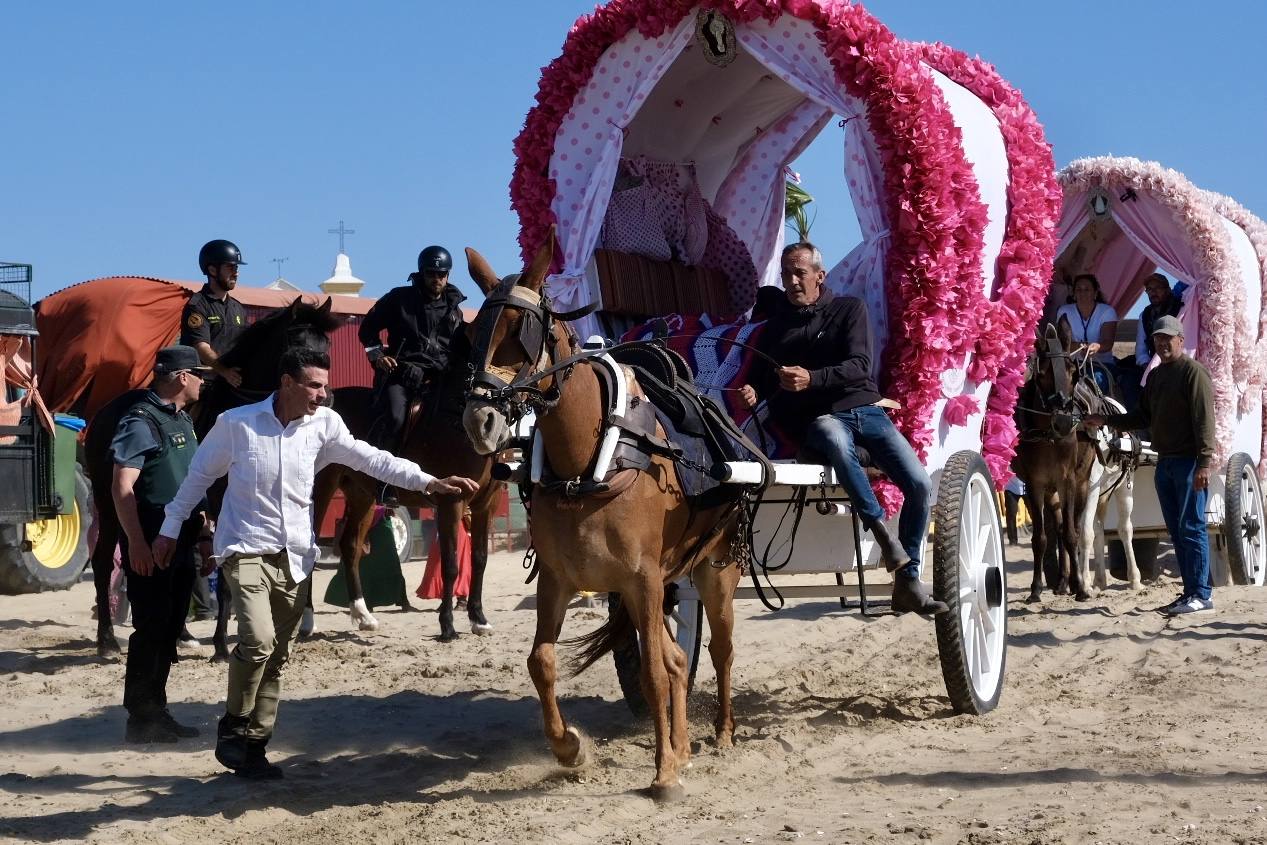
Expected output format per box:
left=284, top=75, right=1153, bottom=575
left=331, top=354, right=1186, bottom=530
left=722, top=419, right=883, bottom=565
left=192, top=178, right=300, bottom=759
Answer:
left=1020, top=328, right=1080, bottom=441
left=466, top=276, right=595, bottom=423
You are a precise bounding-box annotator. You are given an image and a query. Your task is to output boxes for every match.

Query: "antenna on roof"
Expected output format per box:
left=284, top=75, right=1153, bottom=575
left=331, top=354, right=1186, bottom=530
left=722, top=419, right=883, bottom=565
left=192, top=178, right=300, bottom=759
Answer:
left=271, top=257, right=289, bottom=280
left=327, top=220, right=356, bottom=254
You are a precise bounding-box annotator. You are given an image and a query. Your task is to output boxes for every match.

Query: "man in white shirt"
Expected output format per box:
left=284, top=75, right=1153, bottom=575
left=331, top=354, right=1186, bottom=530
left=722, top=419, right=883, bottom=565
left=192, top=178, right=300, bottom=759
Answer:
left=153, top=347, right=477, bottom=779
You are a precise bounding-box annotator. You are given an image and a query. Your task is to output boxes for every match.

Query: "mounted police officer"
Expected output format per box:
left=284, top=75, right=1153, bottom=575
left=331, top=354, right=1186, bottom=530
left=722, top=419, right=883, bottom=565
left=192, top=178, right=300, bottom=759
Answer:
left=182, top=239, right=249, bottom=389
left=359, top=245, right=467, bottom=452
left=111, top=346, right=214, bottom=744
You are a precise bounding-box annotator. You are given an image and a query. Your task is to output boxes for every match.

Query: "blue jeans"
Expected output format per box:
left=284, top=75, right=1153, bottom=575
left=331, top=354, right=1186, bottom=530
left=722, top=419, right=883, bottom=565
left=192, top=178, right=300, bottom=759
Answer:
left=1155, top=457, right=1212, bottom=601
left=803, top=407, right=932, bottom=580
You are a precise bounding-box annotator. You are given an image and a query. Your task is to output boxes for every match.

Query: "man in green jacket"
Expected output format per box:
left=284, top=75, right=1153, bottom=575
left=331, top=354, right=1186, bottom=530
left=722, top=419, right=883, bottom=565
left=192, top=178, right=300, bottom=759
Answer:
left=1087, top=315, right=1216, bottom=615
left=111, top=346, right=214, bottom=743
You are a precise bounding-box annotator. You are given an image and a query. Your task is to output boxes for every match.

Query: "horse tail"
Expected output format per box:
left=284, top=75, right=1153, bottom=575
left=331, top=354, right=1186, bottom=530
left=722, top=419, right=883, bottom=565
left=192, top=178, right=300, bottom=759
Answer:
left=563, top=595, right=636, bottom=678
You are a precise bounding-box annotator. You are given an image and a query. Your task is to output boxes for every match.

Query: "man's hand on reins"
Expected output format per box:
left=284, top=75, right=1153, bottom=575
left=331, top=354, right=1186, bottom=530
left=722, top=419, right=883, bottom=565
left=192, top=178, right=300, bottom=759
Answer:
left=1194, top=465, right=1210, bottom=490
left=778, top=366, right=811, bottom=392
left=373, top=355, right=398, bottom=373
left=738, top=384, right=758, bottom=409
left=1083, top=414, right=1105, bottom=429
left=215, top=362, right=244, bottom=388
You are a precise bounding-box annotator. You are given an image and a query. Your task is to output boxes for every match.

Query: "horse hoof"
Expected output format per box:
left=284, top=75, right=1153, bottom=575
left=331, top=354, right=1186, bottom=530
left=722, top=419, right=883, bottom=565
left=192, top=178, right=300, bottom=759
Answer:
left=715, top=731, right=734, bottom=749
left=1075, top=591, right=1092, bottom=602
left=1024, top=593, right=1041, bottom=605
left=471, top=621, right=493, bottom=636
left=299, top=608, right=316, bottom=637
left=559, top=726, right=589, bottom=768
left=648, top=779, right=686, bottom=803
left=210, top=651, right=230, bottom=665
left=439, top=629, right=459, bottom=643
left=1129, top=581, right=1142, bottom=592
left=357, top=617, right=379, bottom=632
left=96, top=639, right=121, bottom=660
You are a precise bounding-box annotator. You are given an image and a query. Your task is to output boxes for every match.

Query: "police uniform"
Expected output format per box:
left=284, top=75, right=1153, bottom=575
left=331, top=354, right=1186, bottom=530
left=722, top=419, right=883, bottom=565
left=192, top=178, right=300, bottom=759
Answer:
left=358, top=282, right=467, bottom=448
left=112, top=390, right=205, bottom=729
left=181, top=284, right=247, bottom=367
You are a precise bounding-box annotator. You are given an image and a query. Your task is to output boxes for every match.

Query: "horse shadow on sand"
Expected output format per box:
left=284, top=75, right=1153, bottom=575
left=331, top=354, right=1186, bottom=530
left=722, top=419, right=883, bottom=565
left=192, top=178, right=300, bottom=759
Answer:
left=0, top=689, right=638, bottom=842
left=834, top=765, right=1267, bottom=790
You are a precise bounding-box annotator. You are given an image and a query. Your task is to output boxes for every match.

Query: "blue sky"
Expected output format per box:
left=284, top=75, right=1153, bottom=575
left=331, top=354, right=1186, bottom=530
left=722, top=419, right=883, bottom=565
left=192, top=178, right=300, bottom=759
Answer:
left=5, top=1, right=1265, bottom=304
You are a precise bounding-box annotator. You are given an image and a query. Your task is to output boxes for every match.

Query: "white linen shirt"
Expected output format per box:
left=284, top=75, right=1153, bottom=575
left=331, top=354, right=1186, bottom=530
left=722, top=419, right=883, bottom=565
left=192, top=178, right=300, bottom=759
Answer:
left=160, top=395, right=435, bottom=581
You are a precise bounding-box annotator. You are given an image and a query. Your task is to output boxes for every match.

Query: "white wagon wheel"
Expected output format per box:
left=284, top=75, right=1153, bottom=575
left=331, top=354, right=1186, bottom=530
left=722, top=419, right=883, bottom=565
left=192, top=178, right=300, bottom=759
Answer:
left=388, top=506, right=416, bottom=562
left=610, top=580, right=704, bottom=717
left=933, top=451, right=1007, bottom=714
left=1224, top=452, right=1265, bottom=587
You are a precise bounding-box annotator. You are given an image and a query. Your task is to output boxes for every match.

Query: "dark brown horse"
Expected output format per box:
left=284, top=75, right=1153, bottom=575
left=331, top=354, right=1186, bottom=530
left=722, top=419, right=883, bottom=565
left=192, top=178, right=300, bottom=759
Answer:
left=85, top=298, right=340, bottom=659
left=461, top=232, right=745, bottom=800
left=313, top=254, right=504, bottom=642
left=1013, top=318, right=1094, bottom=603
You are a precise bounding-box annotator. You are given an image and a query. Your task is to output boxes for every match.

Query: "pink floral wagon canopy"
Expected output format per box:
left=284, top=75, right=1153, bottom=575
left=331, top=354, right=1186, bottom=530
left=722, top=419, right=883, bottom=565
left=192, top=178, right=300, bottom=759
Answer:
left=511, top=0, right=1060, bottom=484
left=1056, top=157, right=1267, bottom=471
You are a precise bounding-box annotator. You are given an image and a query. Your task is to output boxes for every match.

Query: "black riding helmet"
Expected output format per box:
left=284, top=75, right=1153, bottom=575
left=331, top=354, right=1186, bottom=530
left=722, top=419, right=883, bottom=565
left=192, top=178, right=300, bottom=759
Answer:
left=416, top=245, right=452, bottom=275
left=198, top=239, right=247, bottom=275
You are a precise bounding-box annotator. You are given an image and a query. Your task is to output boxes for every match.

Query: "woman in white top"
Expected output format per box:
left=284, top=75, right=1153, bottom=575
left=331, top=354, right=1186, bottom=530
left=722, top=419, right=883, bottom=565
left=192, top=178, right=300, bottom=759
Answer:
left=1055, top=273, right=1118, bottom=391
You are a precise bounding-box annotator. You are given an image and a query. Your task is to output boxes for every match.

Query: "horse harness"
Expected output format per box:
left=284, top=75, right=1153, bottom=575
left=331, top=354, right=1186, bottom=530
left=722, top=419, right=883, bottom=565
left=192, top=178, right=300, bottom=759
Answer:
left=467, top=280, right=774, bottom=576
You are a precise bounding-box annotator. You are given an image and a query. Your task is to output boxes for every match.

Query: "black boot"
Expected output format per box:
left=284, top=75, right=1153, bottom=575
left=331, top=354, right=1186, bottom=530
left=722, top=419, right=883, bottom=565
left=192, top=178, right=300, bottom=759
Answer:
left=868, top=521, right=912, bottom=572
left=235, top=737, right=284, bottom=780
left=156, top=709, right=200, bottom=738
left=125, top=714, right=179, bottom=744
left=215, top=713, right=250, bottom=771
left=891, top=576, right=949, bottom=616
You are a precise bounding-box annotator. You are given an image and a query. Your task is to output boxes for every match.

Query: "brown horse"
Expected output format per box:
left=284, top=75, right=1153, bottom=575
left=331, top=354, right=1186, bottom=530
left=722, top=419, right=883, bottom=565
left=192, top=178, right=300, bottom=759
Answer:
left=1013, top=318, right=1094, bottom=603
left=460, top=233, right=746, bottom=800
left=313, top=258, right=504, bottom=642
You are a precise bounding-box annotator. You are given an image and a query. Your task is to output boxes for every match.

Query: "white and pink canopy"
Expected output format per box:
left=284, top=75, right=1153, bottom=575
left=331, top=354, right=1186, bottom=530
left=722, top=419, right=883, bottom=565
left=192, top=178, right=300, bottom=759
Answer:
left=511, top=0, right=1060, bottom=485
left=1057, top=157, right=1267, bottom=470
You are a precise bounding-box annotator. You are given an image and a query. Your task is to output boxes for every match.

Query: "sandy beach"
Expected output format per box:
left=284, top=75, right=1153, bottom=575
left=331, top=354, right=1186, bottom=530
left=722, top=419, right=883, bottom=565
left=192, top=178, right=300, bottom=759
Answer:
left=2, top=546, right=1266, bottom=844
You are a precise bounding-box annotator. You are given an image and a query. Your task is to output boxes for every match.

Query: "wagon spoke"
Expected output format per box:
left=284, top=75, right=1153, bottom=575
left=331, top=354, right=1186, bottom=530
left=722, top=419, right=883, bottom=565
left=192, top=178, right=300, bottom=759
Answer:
left=975, top=620, right=991, bottom=679
left=974, top=524, right=992, bottom=568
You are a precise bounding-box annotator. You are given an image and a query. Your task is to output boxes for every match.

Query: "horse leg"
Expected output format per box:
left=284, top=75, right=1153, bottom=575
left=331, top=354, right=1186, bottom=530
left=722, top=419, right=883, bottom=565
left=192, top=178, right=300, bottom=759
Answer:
left=1093, top=494, right=1110, bottom=593
left=466, top=503, right=493, bottom=635
left=1060, top=500, right=1089, bottom=601
left=1075, top=483, right=1097, bottom=599
left=695, top=560, right=742, bottom=747
left=89, top=509, right=121, bottom=658
left=659, top=616, right=691, bottom=774
left=628, top=574, right=682, bottom=799
left=1052, top=502, right=1071, bottom=595
left=435, top=499, right=462, bottom=643
left=1118, top=476, right=1141, bottom=590
left=340, top=488, right=379, bottom=631
left=1026, top=494, right=1045, bottom=604
left=526, top=567, right=588, bottom=768
left=210, top=571, right=232, bottom=663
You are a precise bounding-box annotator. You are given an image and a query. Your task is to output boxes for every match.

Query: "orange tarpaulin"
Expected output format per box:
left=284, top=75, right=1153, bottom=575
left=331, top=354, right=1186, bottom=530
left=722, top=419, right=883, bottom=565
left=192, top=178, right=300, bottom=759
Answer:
left=35, top=277, right=190, bottom=421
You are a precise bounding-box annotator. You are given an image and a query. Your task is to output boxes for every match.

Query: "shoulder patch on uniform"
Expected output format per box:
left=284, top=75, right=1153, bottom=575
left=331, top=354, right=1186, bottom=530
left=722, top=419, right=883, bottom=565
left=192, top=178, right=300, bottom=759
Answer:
left=186, top=312, right=204, bottom=329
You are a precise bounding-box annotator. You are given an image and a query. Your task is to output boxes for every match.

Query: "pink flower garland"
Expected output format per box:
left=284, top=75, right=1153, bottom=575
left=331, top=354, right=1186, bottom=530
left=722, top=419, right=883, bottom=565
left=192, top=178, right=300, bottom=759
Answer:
left=1060, top=157, right=1241, bottom=468
left=915, top=43, right=1062, bottom=485
left=1204, top=191, right=1267, bottom=475
left=510, top=0, right=989, bottom=485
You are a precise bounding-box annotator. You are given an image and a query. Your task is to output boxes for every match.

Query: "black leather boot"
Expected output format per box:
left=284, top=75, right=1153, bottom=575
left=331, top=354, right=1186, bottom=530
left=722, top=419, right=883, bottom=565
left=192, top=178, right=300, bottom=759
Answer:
left=891, top=576, right=949, bottom=616
left=868, top=521, right=912, bottom=572
left=235, top=737, right=284, bottom=780
left=215, top=713, right=250, bottom=771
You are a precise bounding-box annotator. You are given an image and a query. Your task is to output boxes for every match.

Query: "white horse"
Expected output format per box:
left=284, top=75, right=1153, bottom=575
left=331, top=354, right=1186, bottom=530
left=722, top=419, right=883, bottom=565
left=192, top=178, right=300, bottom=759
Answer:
left=1078, top=398, right=1141, bottom=593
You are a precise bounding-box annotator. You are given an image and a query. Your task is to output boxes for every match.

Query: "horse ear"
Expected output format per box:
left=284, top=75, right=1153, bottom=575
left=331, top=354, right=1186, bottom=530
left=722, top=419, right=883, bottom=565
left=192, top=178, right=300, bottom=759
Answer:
left=520, top=225, right=556, bottom=293
left=288, top=297, right=303, bottom=316
left=465, top=248, right=500, bottom=294
left=318, top=297, right=332, bottom=314
left=1055, top=315, right=1074, bottom=350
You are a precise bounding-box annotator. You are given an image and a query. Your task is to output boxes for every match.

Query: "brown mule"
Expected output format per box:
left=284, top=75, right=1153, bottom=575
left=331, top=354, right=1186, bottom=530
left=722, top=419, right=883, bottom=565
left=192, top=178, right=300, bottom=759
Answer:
left=314, top=268, right=506, bottom=642
left=461, top=231, right=745, bottom=800
left=1013, top=317, right=1095, bottom=603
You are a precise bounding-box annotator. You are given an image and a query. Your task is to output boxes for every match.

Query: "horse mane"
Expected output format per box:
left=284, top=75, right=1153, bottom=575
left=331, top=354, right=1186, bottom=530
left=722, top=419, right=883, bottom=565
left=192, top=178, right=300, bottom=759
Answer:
left=219, top=299, right=342, bottom=368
